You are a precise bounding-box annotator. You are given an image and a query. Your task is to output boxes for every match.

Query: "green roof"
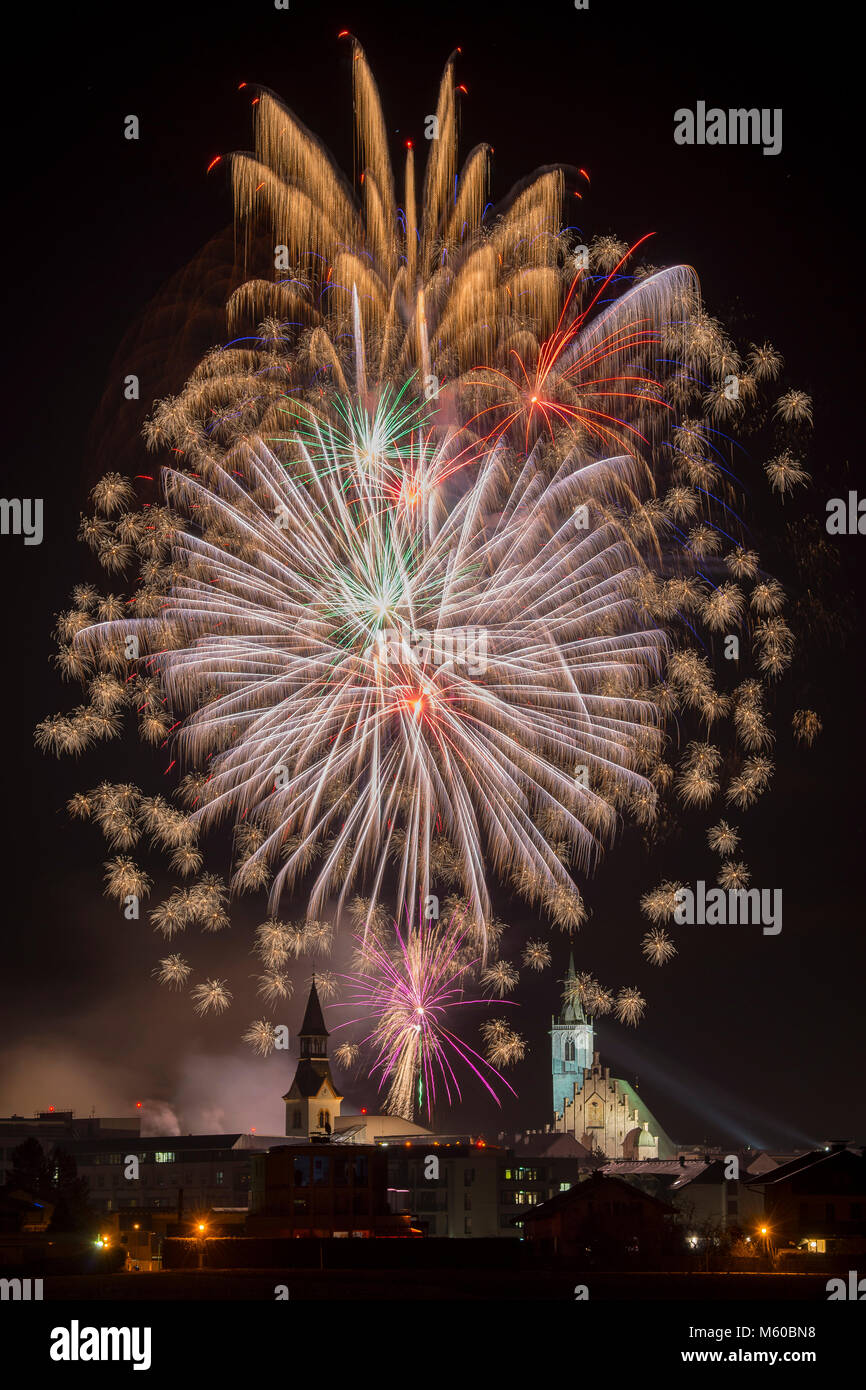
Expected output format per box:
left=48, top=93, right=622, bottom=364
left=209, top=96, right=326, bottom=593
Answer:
left=612, top=1079, right=677, bottom=1158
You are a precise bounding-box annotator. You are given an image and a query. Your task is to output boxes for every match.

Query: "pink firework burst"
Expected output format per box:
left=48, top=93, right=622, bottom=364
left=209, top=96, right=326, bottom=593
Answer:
left=335, top=913, right=516, bottom=1122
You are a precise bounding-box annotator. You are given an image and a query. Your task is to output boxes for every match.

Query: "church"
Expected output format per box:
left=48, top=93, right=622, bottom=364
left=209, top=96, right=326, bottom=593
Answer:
left=549, top=958, right=676, bottom=1159
left=282, top=976, right=343, bottom=1138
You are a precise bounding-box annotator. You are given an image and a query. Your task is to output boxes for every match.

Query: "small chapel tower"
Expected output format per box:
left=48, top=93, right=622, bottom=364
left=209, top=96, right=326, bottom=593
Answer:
left=550, top=954, right=594, bottom=1116
left=283, top=976, right=343, bottom=1138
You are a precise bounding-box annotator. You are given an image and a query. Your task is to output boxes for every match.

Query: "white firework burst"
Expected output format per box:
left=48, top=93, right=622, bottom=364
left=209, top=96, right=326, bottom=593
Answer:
left=190, top=978, right=233, bottom=1015
left=152, top=953, right=192, bottom=990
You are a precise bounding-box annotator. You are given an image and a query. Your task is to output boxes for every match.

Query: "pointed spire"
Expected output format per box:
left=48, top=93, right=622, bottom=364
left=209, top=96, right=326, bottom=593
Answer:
left=560, top=953, right=587, bottom=1025
left=299, top=977, right=328, bottom=1040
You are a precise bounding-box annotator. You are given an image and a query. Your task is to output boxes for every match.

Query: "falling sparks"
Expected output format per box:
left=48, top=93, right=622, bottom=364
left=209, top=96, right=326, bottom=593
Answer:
left=242, top=1020, right=280, bottom=1056
left=190, top=978, right=233, bottom=1015
left=792, top=709, right=822, bottom=746
left=641, top=928, right=677, bottom=966
left=153, top=954, right=192, bottom=990
left=521, top=940, right=552, bottom=972
left=614, top=987, right=646, bottom=1027
left=480, top=1018, right=527, bottom=1067
left=334, top=1041, right=361, bottom=1070
left=640, top=881, right=684, bottom=924
left=707, top=821, right=741, bottom=856
left=480, top=960, right=519, bottom=998
left=256, top=970, right=294, bottom=1006
left=717, top=860, right=751, bottom=890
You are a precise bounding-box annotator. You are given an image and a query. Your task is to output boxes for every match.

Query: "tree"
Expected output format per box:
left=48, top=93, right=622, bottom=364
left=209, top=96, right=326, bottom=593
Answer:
left=5, top=1139, right=93, bottom=1232
left=7, top=1137, right=51, bottom=1198
left=46, top=1147, right=93, bottom=1232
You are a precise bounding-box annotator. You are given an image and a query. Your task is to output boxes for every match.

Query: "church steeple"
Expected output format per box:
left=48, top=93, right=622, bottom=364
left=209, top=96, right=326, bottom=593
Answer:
left=549, top=954, right=594, bottom=1118
left=559, top=953, right=588, bottom=1025
left=283, top=976, right=343, bottom=1138
left=298, top=974, right=329, bottom=1057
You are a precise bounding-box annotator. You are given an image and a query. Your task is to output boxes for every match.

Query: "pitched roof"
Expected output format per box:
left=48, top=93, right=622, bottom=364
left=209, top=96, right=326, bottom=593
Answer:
left=284, top=1058, right=342, bottom=1100
left=745, top=1146, right=865, bottom=1187
left=609, top=1078, right=678, bottom=1158
left=522, top=1172, right=675, bottom=1223
left=298, top=977, right=328, bottom=1038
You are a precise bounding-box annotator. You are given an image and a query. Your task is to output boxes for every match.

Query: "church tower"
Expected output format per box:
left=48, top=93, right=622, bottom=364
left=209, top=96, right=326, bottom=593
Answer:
left=550, top=954, right=594, bottom=1116
left=283, top=976, right=343, bottom=1138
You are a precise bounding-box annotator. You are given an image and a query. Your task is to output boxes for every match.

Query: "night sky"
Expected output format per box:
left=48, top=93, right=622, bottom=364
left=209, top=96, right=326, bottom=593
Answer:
left=2, top=1, right=862, bottom=1150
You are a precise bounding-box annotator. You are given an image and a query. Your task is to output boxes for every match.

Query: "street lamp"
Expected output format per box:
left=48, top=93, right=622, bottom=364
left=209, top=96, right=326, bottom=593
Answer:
left=195, top=1220, right=208, bottom=1270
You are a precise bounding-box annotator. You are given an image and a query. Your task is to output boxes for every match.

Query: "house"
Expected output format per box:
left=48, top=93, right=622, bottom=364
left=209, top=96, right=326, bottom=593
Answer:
left=521, top=1171, right=676, bottom=1259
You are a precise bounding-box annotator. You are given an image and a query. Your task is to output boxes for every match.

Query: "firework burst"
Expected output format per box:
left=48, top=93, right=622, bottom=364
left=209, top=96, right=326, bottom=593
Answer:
left=335, top=913, right=516, bottom=1121
left=190, top=978, right=233, bottom=1015
left=153, top=954, right=192, bottom=990
left=641, top=928, right=677, bottom=966
left=242, top=1020, right=280, bottom=1056
left=37, top=44, right=810, bottom=1031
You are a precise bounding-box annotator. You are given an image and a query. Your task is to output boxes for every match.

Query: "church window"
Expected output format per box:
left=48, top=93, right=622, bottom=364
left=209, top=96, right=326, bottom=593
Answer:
left=564, top=1040, right=575, bottom=1062
left=292, top=1110, right=302, bottom=1129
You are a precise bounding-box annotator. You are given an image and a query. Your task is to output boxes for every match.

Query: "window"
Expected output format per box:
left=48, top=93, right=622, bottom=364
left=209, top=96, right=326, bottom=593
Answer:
left=564, top=1039, right=575, bottom=1062
left=317, top=1109, right=331, bottom=1130
left=464, top=1217, right=472, bottom=1235
left=154, top=1152, right=176, bottom=1164
left=464, top=1168, right=475, bottom=1186
left=216, top=1170, right=224, bottom=1185
left=353, top=1155, right=369, bottom=1184
left=292, top=1110, right=303, bottom=1130
left=293, top=1156, right=311, bottom=1188
left=313, top=1156, right=330, bottom=1186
